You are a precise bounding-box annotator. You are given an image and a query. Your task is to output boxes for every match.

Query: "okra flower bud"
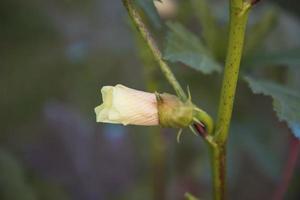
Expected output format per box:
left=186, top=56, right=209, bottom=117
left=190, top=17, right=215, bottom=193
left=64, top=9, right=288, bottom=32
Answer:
left=95, top=85, right=159, bottom=126
left=95, top=85, right=194, bottom=127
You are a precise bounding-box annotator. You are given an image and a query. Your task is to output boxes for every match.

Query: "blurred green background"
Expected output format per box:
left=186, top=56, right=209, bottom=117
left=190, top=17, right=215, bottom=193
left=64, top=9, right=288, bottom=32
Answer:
left=0, top=0, right=300, bottom=199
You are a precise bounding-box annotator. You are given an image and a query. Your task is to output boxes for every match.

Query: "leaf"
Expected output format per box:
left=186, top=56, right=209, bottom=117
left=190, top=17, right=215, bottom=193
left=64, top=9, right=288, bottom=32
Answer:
left=191, top=0, right=228, bottom=60
left=245, top=8, right=278, bottom=56
left=244, top=47, right=300, bottom=68
left=245, top=76, right=300, bottom=138
left=231, top=122, right=281, bottom=179
left=184, top=192, right=200, bottom=200
left=164, top=22, right=222, bottom=74
left=191, top=0, right=223, bottom=56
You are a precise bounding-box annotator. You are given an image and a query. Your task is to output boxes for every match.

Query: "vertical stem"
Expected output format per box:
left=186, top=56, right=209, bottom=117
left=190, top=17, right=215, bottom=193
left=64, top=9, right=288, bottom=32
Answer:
left=212, top=1, right=252, bottom=200
left=215, top=2, right=250, bottom=144
left=151, top=129, right=167, bottom=200
left=211, top=145, right=226, bottom=200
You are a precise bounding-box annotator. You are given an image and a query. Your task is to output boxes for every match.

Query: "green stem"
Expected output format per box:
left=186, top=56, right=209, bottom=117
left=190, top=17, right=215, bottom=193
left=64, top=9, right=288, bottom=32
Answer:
left=215, top=1, right=251, bottom=144
left=122, top=0, right=187, bottom=100
left=212, top=1, right=252, bottom=199
left=151, top=129, right=167, bottom=200
left=211, top=145, right=226, bottom=200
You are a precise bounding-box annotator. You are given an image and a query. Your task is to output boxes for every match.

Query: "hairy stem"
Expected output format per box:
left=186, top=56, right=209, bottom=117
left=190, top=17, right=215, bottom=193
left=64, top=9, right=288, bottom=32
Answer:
left=212, top=1, right=252, bottom=199
left=215, top=1, right=250, bottom=144
left=211, top=145, right=226, bottom=200
left=122, top=0, right=187, bottom=100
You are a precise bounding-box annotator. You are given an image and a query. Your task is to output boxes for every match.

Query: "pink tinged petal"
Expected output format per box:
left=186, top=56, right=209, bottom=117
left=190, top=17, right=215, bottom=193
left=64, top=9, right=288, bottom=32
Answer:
left=111, top=85, right=158, bottom=126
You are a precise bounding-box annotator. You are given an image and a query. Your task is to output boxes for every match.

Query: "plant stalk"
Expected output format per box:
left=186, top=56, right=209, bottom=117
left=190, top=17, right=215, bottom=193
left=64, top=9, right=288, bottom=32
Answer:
left=151, top=130, right=167, bottom=200
left=215, top=1, right=250, bottom=144
left=212, top=1, right=252, bottom=199
left=211, top=145, right=226, bottom=200
left=122, top=0, right=187, bottom=100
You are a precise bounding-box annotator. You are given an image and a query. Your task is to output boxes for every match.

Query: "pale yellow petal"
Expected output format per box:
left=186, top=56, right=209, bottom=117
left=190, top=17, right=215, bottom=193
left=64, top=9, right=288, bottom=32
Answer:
left=95, top=84, right=159, bottom=126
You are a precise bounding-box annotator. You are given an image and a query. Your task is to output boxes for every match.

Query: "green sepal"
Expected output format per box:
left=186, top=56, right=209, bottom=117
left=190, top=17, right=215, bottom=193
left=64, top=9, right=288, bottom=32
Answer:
left=156, top=92, right=194, bottom=128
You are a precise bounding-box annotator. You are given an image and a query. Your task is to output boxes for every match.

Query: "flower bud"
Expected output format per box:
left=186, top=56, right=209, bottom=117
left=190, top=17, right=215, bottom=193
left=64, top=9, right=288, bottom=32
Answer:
left=95, top=85, right=158, bottom=126
left=156, top=93, right=194, bottom=128
left=95, top=85, right=196, bottom=129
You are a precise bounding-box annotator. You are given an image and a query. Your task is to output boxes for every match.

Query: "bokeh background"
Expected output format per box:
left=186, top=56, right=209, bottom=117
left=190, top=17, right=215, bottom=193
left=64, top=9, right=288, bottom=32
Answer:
left=1, top=0, right=300, bottom=200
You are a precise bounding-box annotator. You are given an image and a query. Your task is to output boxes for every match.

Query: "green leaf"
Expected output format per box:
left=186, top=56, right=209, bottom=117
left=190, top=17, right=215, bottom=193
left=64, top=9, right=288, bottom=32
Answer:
left=231, top=122, right=281, bottom=179
left=245, top=8, right=279, bottom=56
left=191, top=0, right=223, bottom=57
left=184, top=192, right=200, bottom=200
left=164, top=22, right=222, bottom=74
left=244, top=47, right=300, bottom=68
left=245, top=76, right=300, bottom=138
